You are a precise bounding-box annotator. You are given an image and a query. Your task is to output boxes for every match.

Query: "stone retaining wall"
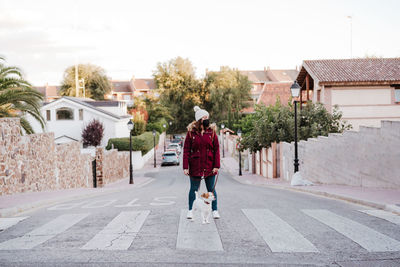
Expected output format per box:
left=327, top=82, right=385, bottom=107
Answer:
left=281, top=120, right=400, bottom=188
left=0, top=118, right=134, bottom=195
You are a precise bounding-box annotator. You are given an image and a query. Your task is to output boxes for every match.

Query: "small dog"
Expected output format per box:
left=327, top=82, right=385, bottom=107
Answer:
left=192, top=191, right=215, bottom=224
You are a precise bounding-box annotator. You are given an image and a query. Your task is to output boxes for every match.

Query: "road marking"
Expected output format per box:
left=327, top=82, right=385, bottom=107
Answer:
left=150, top=197, right=177, bottom=206
left=359, top=210, right=400, bottom=226
left=242, top=209, right=318, bottom=253
left=0, top=217, right=29, bottom=232
left=81, top=199, right=117, bottom=209
left=114, top=198, right=141, bottom=207
left=81, top=211, right=150, bottom=250
left=303, top=209, right=400, bottom=252
left=48, top=201, right=88, bottom=210
left=135, top=178, right=155, bottom=188
left=0, top=213, right=89, bottom=250
left=176, top=209, right=223, bottom=251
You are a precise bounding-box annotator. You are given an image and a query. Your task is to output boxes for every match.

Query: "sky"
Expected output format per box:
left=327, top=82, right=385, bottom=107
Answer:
left=1, top=0, right=399, bottom=86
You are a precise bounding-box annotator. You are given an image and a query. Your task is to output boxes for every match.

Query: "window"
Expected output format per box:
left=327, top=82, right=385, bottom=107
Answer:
left=79, top=109, right=83, bottom=120
left=123, top=94, right=131, bottom=100
left=395, top=89, right=400, bottom=103
left=56, top=107, right=74, bottom=120
left=46, top=110, right=51, bottom=121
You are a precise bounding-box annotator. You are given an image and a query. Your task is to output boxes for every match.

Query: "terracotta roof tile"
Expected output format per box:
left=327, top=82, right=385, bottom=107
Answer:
left=111, top=81, right=132, bottom=93
left=240, top=71, right=269, bottom=83
left=300, top=58, right=400, bottom=85
left=133, top=79, right=156, bottom=90
left=257, top=82, right=293, bottom=106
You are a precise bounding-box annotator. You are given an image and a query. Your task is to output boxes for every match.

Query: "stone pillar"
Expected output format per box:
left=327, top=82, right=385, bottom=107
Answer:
left=95, top=147, right=104, bottom=187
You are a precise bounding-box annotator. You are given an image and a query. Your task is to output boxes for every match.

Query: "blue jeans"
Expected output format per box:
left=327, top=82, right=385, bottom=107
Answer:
left=188, top=175, right=218, bottom=211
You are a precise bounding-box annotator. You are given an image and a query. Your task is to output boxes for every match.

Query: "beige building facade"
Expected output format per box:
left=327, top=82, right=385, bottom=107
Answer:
left=296, top=58, right=400, bottom=130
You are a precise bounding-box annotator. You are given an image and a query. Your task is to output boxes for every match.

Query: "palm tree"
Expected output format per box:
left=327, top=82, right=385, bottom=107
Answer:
left=0, top=56, right=45, bottom=134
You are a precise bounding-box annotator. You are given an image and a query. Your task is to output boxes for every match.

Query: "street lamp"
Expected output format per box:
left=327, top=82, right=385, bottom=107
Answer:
left=153, top=129, right=157, bottom=168
left=237, top=129, right=242, bottom=176
left=221, top=124, right=225, bottom=158
left=163, top=124, right=166, bottom=151
left=127, top=120, right=135, bottom=184
left=169, top=121, right=172, bottom=141
left=290, top=80, right=301, bottom=173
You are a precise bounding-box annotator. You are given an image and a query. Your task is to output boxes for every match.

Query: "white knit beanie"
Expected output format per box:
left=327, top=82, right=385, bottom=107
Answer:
left=194, top=106, right=209, bottom=121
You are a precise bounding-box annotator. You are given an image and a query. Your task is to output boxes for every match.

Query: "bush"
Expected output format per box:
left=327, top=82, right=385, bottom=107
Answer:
left=81, top=119, right=104, bottom=147
left=146, top=118, right=168, bottom=133
left=106, top=131, right=160, bottom=154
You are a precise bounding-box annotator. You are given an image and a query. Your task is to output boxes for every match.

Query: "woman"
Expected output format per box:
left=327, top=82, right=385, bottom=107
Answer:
left=183, top=106, right=220, bottom=219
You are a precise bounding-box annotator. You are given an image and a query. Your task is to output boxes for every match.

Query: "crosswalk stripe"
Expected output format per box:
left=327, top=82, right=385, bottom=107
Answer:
left=0, top=217, right=29, bottom=232
left=303, top=209, right=400, bottom=252
left=359, top=210, right=400, bottom=226
left=0, top=213, right=89, bottom=250
left=176, top=209, right=223, bottom=251
left=81, top=211, right=150, bottom=250
left=242, top=209, right=318, bottom=253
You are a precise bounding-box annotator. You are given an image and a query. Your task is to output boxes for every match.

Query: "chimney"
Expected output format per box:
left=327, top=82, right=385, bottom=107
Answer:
left=264, top=66, right=266, bottom=72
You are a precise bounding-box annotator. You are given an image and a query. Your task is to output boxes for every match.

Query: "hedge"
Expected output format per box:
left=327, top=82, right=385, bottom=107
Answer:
left=106, top=131, right=160, bottom=154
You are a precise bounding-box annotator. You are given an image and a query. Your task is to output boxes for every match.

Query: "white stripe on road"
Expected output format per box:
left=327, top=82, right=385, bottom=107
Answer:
left=176, top=209, right=223, bottom=251
left=0, top=213, right=89, bottom=250
left=303, top=209, right=400, bottom=252
left=81, top=211, right=150, bottom=250
left=359, top=210, right=400, bottom=226
left=0, top=217, right=29, bottom=232
left=242, top=209, right=318, bottom=253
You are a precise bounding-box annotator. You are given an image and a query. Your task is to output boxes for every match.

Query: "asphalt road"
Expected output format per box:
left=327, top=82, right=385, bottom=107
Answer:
left=0, top=159, right=400, bottom=266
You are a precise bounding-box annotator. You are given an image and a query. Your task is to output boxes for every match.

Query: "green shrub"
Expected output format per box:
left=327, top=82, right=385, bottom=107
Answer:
left=146, top=118, right=168, bottom=133
left=106, top=131, right=160, bottom=154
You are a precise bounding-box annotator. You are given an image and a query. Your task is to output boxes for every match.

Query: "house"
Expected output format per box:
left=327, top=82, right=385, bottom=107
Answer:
left=295, top=58, right=400, bottom=130
left=239, top=67, right=298, bottom=113
left=107, top=76, right=157, bottom=105
left=27, top=96, right=132, bottom=146
left=34, top=84, right=62, bottom=102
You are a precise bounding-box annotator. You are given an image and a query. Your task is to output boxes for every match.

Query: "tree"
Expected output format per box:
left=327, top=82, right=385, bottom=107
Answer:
left=0, top=56, right=45, bottom=134
left=205, top=67, right=252, bottom=128
left=60, top=64, right=112, bottom=100
left=241, top=100, right=352, bottom=152
left=154, top=57, right=200, bottom=132
left=81, top=119, right=104, bottom=147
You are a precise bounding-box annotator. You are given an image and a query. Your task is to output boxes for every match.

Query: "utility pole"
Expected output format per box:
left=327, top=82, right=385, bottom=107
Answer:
left=75, top=64, right=79, bottom=97
left=347, top=16, right=353, bottom=58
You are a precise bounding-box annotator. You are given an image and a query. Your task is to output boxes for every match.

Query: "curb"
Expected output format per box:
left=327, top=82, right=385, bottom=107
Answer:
left=0, top=177, right=154, bottom=218
left=221, top=160, right=400, bottom=215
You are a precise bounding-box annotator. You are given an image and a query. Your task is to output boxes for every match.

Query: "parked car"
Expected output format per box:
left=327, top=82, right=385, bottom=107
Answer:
left=171, top=138, right=183, bottom=147
left=167, top=143, right=181, bottom=154
left=161, top=151, right=180, bottom=166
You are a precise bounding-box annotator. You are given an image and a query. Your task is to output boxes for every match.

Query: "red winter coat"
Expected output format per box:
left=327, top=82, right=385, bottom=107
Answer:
left=183, top=122, right=220, bottom=177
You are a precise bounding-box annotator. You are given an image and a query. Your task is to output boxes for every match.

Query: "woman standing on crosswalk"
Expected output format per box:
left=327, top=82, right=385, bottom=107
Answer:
left=183, top=106, right=220, bottom=220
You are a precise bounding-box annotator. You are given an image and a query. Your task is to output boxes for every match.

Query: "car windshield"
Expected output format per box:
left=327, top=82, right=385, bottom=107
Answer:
left=163, top=153, right=176, bottom=156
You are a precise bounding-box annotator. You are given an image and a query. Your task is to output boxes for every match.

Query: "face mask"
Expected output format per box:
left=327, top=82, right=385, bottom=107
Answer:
left=202, top=119, right=210, bottom=128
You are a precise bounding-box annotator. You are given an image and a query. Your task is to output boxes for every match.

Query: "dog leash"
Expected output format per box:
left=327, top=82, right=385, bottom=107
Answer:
left=189, top=170, right=219, bottom=194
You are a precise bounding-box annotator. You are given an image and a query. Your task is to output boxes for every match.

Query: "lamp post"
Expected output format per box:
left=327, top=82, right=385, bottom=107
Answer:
left=127, top=120, right=134, bottom=184
left=237, top=129, right=242, bottom=176
left=163, top=124, right=166, bottom=151
left=169, top=121, right=172, bottom=141
left=153, top=130, right=157, bottom=168
left=290, top=81, right=301, bottom=173
left=221, top=124, right=225, bottom=158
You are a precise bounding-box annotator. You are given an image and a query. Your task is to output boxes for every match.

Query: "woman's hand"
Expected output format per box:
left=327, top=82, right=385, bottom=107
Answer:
left=212, top=168, right=219, bottom=174
left=183, top=169, right=189, bottom=176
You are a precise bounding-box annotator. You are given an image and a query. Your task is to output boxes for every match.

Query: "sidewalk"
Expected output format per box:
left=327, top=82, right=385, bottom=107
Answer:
left=221, top=155, right=400, bottom=214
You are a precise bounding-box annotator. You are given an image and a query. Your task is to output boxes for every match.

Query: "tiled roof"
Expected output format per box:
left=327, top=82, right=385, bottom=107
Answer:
left=84, top=101, right=120, bottom=107
left=111, top=81, right=132, bottom=93
left=257, top=82, right=293, bottom=107
left=267, top=70, right=298, bottom=82
left=298, top=58, right=400, bottom=86
left=133, top=79, right=156, bottom=90
left=240, top=71, right=269, bottom=83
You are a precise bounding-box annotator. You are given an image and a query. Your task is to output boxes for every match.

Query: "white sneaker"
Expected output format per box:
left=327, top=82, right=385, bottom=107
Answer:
left=212, top=210, right=220, bottom=219
left=187, top=210, right=193, bottom=219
